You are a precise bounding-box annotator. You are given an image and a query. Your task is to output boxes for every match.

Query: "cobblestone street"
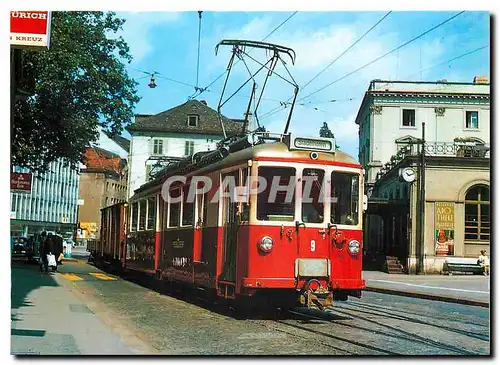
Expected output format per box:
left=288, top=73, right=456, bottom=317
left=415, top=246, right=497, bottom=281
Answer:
left=12, top=258, right=488, bottom=355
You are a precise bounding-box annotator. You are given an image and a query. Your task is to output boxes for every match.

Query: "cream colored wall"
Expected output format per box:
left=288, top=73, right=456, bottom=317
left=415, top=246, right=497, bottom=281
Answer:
left=425, top=167, right=490, bottom=201
left=423, top=166, right=490, bottom=273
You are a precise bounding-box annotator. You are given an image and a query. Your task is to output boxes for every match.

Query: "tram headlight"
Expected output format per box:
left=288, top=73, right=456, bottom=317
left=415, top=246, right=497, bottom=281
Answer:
left=259, top=236, right=274, bottom=253
left=348, top=240, right=360, bottom=255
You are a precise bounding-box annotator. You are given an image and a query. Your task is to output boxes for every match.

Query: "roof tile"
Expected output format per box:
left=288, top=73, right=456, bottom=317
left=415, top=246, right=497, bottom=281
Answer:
left=127, top=100, right=246, bottom=136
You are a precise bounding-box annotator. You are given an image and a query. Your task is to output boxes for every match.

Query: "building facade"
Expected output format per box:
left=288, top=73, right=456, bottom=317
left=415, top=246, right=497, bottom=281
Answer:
left=77, top=139, right=128, bottom=239
left=10, top=160, right=79, bottom=237
left=126, top=99, right=246, bottom=198
left=355, top=77, right=490, bottom=274
left=356, top=78, right=490, bottom=193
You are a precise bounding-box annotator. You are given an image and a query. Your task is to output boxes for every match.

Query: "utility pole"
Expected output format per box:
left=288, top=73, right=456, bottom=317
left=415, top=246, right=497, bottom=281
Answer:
left=418, top=122, right=426, bottom=274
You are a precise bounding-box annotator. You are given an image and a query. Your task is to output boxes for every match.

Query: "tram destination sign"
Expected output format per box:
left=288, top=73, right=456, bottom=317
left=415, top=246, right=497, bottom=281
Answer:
left=287, top=135, right=335, bottom=152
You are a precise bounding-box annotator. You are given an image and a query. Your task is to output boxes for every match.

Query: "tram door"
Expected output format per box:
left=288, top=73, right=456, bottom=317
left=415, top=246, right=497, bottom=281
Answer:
left=297, top=168, right=329, bottom=258
left=220, top=171, right=239, bottom=283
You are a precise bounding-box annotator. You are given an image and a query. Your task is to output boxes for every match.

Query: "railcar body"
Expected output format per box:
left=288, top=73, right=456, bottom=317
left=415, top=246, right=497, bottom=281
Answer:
left=105, top=134, right=365, bottom=310
left=92, top=203, right=128, bottom=270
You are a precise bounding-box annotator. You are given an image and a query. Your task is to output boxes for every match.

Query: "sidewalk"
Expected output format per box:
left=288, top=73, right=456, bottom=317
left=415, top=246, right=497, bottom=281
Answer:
left=363, top=270, right=490, bottom=307
left=11, top=262, right=140, bottom=355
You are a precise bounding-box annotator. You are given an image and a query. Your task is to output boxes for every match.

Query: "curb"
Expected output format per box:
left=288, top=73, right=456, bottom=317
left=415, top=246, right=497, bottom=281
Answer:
left=364, top=286, right=489, bottom=308
left=62, top=257, right=80, bottom=263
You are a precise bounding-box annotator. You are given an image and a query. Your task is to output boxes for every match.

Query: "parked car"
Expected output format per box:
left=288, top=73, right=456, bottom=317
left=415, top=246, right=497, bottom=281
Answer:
left=62, top=232, right=74, bottom=249
left=11, top=236, right=35, bottom=262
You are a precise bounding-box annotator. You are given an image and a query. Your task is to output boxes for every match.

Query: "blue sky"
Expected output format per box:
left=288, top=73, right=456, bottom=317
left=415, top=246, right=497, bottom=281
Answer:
left=116, top=11, right=490, bottom=160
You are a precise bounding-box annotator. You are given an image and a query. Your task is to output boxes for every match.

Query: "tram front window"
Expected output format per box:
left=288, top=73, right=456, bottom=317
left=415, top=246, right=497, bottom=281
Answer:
left=331, top=172, right=359, bottom=225
left=257, top=167, right=295, bottom=222
left=302, top=169, right=324, bottom=223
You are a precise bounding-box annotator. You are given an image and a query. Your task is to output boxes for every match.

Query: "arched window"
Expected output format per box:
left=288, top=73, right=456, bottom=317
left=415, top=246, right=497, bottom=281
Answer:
left=465, top=185, right=490, bottom=241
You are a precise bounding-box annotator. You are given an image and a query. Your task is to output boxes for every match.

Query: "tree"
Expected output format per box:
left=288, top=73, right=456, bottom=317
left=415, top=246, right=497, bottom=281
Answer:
left=12, top=11, right=140, bottom=174
left=319, top=121, right=334, bottom=138
left=318, top=121, right=340, bottom=149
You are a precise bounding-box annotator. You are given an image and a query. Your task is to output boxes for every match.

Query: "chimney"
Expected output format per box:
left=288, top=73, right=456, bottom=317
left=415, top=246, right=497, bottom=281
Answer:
left=473, top=76, right=488, bottom=84
left=200, top=100, right=207, bottom=105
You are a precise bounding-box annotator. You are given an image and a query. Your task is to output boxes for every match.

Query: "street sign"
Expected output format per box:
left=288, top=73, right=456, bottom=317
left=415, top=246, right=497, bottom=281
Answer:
left=77, top=199, right=85, bottom=206
left=10, top=11, right=52, bottom=49
left=11, top=172, right=32, bottom=193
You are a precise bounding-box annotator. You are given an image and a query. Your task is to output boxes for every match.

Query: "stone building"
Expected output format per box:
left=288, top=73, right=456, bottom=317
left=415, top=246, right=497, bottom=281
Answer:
left=77, top=144, right=128, bottom=240
left=355, top=77, right=490, bottom=273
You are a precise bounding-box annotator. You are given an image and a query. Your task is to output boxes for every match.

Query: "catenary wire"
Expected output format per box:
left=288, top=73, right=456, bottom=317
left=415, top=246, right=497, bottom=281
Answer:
left=402, top=44, right=489, bottom=80
left=257, top=12, right=393, bottom=120
left=299, top=11, right=466, bottom=102
left=196, top=11, right=203, bottom=89
left=260, top=11, right=466, bottom=121
left=301, top=11, right=392, bottom=91
left=191, top=11, right=299, bottom=100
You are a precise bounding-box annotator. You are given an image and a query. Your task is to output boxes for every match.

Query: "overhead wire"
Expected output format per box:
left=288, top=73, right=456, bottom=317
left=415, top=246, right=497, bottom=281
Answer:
left=258, top=12, right=392, bottom=121
left=299, top=11, right=466, bottom=103
left=191, top=11, right=299, bottom=100
left=196, top=11, right=203, bottom=90
left=301, top=11, right=392, bottom=91
left=129, top=68, right=197, bottom=89
left=402, top=44, right=489, bottom=80
left=260, top=11, right=466, bottom=121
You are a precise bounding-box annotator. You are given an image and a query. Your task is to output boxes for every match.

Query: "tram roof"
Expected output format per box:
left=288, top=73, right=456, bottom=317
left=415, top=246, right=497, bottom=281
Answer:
left=131, top=140, right=360, bottom=199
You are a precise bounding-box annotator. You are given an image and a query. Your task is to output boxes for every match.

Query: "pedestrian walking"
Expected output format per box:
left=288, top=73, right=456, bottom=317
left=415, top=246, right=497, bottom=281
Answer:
left=53, top=231, right=64, bottom=268
left=478, top=250, right=489, bottom=276
left=41, top=232, right=56, bottom=273
left=39, top=231, right=47, bottom=272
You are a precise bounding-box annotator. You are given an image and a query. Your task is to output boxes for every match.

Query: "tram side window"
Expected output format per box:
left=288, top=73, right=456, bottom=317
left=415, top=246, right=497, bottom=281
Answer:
left=138, top=200, right=146, bottom=231
left=257, top=167, right=295, bottom=222
left=302, top=169, right=325, bottom=223
left=147, top=196, right=156, bottom=230
left=331, top=172, right=359, bottom=225
left=182, top=185, right=194, bottom=226
left=169, top=188, right=181, bottom=227
left=131, top=202, right=138, bottom=231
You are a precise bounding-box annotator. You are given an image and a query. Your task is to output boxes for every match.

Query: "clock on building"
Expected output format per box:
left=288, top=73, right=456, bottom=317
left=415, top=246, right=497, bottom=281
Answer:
left=399, top=167, right=416, bottom=183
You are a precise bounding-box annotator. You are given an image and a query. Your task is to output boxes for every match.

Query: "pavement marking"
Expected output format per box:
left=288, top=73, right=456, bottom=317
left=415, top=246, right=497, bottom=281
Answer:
left=89, top=273, right=117, bottom=281
left=60, top=273, right=84, bottom=281
left=368, top=280, right=489, bottom=294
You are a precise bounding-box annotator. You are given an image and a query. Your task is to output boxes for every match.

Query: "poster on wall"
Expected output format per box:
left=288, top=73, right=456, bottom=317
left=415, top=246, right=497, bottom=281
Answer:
left=435, top=202, right=455, bottom=256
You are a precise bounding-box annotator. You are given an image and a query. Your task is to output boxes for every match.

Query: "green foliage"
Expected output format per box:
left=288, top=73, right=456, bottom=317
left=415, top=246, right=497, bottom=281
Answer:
left=318, top=121, right=340, bottom=149
left=12, top=11, right=140, bottom=173
left=319, top=121, right=334, bottom=138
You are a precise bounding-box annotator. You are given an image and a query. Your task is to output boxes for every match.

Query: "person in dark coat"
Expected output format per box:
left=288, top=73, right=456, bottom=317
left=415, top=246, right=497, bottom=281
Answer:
left=39, top=232, right=47, bottom=272
left=53, top=233, right=64, bottom=267
left=42, top=233, right=55, bottom=273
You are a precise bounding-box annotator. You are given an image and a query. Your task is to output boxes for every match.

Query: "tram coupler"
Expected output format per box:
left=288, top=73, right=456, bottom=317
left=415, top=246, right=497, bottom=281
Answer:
left=298, top=280, right=333, bottom=311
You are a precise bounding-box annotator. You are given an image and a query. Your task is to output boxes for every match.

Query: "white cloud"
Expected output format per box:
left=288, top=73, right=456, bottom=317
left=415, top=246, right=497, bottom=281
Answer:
left=193, top=13, right=473, bottom=162
left=117, top=12, right=182, bottom=63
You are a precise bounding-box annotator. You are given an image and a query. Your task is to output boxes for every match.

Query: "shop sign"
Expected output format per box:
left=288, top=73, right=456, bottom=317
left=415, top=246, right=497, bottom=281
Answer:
left=10, top=11, right=52, bottom=49
left=435, top=202, right=455, bottom=256
left=11, top=172, right=32, bottom=193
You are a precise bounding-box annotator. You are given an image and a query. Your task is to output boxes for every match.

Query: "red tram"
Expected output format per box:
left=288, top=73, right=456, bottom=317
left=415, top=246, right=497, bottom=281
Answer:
left=95, top=133, right=365, bottom=310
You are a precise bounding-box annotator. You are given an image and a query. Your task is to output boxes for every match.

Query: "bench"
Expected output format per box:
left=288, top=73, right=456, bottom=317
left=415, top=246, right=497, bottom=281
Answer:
left=442, top=258, right=484, bottom=275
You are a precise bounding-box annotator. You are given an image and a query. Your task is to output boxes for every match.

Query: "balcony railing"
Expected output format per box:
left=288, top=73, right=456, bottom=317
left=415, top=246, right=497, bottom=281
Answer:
left=424, top=142, right=490, bottom=158
left=375, top=140, right=490, bottom=182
